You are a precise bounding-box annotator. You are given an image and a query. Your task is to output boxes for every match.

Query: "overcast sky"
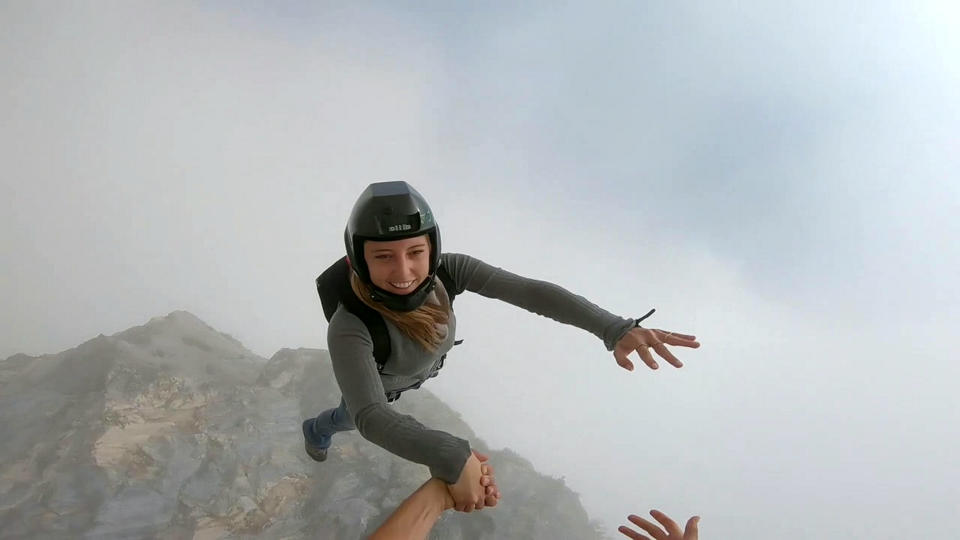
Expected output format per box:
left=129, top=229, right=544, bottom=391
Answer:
left=2, top=2, right=958, bottom=538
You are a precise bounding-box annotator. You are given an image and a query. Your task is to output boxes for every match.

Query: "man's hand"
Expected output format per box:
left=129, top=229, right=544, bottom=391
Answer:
left=613, top=327, right=700, bottom=371
left=618, top=510, right=700, bottom=540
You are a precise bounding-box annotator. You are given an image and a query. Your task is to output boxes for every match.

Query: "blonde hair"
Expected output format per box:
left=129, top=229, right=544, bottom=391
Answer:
left=349, top=272, right=450, bottom=353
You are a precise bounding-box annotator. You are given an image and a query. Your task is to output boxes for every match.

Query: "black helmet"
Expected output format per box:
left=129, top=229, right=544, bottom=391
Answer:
left=344, top=181, right=442, bottom=312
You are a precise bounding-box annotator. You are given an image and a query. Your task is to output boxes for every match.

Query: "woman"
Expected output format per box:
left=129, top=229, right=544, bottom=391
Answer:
left=303, top=181, right=700, bottom=512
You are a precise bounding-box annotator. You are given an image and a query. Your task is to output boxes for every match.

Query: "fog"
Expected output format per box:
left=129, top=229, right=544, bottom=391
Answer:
left=3, top=2, right=957, bottom=537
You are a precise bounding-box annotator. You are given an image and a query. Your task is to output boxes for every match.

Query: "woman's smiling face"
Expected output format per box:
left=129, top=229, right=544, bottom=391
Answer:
left=362, top=234, right=431, bottom=295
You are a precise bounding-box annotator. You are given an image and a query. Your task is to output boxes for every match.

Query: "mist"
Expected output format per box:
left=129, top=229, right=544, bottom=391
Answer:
left=3, top=2, right=957, bottom=537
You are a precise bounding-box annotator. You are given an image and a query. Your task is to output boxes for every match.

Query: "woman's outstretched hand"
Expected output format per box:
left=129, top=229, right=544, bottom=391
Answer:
left=619, top=510, right=700, bottom=540
left=613, top=327, right=700, bottom=371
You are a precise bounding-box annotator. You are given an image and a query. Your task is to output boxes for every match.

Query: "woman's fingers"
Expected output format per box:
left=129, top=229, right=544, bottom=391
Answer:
left=477, top=457, right=500, bottom=511
left=636, top=344, right=659, bottom=370
left=684, top=516, right=700, bottom=539
left=651, top=343, right=683, bottom=368
left=655, top=330, right=700, bottom=347
left=614, top=348, right=636, bottom=371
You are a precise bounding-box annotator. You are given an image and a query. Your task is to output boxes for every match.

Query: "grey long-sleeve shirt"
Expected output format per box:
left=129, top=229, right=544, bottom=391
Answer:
left=327, top=252, right=638, bottom=484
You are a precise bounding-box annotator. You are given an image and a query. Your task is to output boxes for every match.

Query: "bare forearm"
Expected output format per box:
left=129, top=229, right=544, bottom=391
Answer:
left=369, top=479, right=449, bottom=540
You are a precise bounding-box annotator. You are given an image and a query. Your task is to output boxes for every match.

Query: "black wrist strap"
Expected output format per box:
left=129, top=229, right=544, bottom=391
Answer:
left=634, top=308, right=656, bottom=327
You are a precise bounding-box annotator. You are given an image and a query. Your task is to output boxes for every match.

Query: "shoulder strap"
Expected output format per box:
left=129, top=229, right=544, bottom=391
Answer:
left=316, top=257, right=391, bottom=370
left=436, top=260, right=463, bottom=305
left=316, top=257, right=349, bottom=322
left=435, top=261, right=465, bottom=350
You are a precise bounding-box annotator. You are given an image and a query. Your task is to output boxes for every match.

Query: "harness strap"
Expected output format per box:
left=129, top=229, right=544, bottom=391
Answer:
left=384, top=338, right=465, bottom=402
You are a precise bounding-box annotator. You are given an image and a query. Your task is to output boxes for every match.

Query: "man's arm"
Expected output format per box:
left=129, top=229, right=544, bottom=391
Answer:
left=368, top=478, right=452, bottom=540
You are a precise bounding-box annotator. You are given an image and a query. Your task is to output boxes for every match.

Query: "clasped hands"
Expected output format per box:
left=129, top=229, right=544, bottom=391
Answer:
left=443, top=450, right=501, bottom=513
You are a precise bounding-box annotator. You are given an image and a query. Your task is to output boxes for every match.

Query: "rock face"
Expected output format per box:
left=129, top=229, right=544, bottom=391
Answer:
left=0, top=311, right=608, bottom=539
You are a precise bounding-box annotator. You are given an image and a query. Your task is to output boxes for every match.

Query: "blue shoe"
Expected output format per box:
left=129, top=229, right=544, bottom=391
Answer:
left=302, top=419, right=328, bottom=462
